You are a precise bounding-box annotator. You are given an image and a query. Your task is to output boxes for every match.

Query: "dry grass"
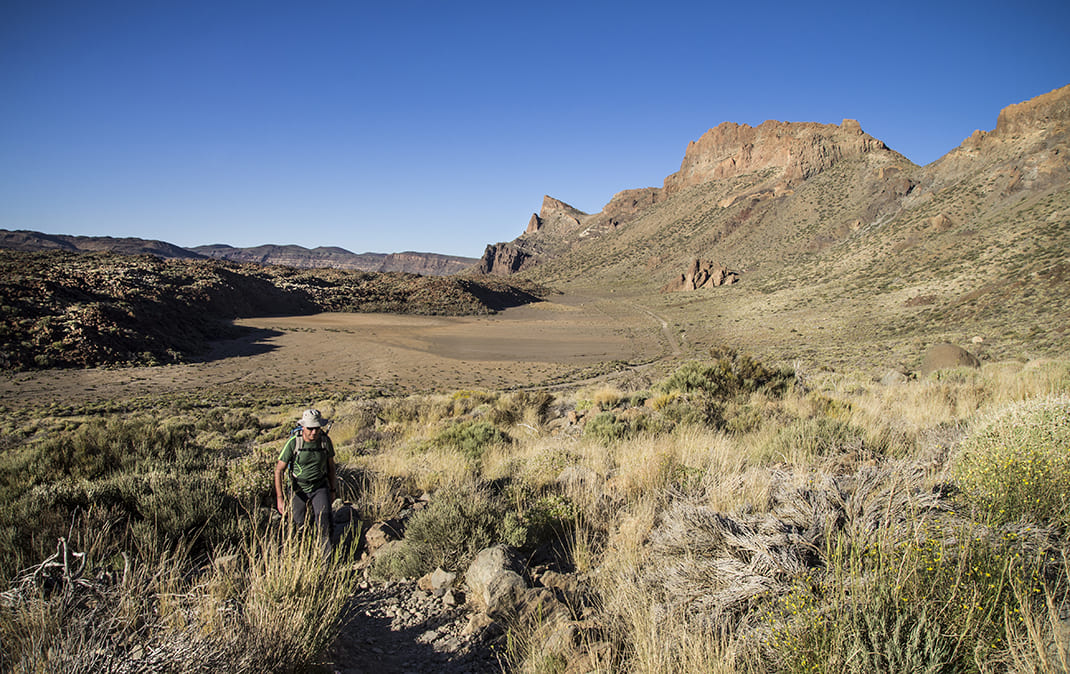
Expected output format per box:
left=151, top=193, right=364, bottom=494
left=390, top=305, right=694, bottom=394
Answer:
left=0, top=523, right=358, bottom=673
left=4, top=353, right=1068, bottom=672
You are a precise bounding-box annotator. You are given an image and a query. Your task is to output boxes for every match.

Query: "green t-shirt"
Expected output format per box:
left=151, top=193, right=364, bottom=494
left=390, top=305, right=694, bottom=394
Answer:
left=278, top=434, right=335, bottom=493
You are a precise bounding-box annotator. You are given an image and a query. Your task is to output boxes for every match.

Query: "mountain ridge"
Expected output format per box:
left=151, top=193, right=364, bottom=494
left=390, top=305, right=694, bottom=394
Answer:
left=0, top=230, right=478, bottom=276
left=479, top=84, right=1069, bottom=284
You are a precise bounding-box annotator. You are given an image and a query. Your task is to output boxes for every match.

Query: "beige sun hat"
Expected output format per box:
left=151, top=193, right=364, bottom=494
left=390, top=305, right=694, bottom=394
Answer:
left=300, top=409, right=328, bottom=428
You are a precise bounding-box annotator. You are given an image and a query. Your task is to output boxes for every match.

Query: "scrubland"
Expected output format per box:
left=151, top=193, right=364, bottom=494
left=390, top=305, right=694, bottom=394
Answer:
left=1, top=352, right=1068, bottom=672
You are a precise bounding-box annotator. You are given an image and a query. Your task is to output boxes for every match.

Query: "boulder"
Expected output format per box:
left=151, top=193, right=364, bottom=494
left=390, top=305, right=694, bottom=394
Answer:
left=920, top=343, right=981, bottom=375
left=364, top=520, right=403, bottom=555
left=880, top=370, right=909, bottom=386
left=465, top=545, right=528, bottom=619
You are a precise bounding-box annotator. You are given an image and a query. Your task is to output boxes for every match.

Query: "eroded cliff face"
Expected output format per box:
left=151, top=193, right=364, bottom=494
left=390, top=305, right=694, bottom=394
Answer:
left=662, top=119, right=898, bottom=194
left=930, top=84, right=1070, bottom=194
left=478, top=242, right=536, bottom=275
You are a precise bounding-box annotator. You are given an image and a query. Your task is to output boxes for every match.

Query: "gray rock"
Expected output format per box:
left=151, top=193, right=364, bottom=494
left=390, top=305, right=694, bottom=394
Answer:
left=465, top=545, right=527, bottom=619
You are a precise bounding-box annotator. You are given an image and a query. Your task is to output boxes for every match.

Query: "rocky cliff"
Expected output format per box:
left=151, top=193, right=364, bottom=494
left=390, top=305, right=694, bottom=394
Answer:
left=662, top=119, right=897, bottom=194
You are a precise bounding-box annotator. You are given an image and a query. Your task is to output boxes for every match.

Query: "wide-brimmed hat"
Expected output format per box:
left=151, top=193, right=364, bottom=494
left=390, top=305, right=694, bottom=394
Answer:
left=300, top=409, right=328, bottom=428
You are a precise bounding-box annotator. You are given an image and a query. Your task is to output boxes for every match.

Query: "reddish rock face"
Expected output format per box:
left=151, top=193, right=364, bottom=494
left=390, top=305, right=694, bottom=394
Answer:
left=662, top=119, right=895, bottom=194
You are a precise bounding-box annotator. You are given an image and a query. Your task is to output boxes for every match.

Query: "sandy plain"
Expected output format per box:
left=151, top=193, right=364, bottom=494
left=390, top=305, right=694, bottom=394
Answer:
left=0, top=294, right=677, bottom=407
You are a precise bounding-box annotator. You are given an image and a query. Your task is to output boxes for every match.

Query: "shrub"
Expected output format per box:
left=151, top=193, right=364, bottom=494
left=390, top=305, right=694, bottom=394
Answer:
left=434, top=420, right=511, bottom=461
left=583, top=411, right=665, bottom=444
left=660, top=348, right=792, bottom=400
left=762, top=417, right=869, bottom=462
left=370, top=488, right=503, bottom=579
left=500, top=494, right=577, bottom=552
left=952, top=396, right=1070, bottom=527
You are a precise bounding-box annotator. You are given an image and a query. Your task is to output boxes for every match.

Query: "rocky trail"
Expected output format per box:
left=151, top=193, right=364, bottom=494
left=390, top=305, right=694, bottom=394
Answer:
left=327, top=578, right=502, bottom=673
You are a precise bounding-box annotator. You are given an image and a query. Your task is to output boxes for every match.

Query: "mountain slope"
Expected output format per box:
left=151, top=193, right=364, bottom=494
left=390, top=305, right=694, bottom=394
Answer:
left=480, top=84, right=1070, bottom=366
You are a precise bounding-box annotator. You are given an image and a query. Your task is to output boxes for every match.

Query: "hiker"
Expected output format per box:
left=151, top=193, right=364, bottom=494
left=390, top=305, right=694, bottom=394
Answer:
left=274, top=409, right=338, bottom=554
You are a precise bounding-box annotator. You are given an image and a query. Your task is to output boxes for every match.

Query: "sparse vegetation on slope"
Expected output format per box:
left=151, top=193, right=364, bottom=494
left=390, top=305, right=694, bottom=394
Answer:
left=3, top=353, right=1067, bottom=672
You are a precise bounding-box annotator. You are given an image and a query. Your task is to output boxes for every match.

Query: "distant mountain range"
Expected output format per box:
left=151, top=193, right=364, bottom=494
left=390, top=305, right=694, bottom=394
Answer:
left=0, top=230, right=477, bottom=276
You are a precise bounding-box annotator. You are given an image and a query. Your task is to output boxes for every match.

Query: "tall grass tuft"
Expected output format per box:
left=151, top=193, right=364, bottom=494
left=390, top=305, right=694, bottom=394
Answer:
left=0, top=524, right=358, bottom=673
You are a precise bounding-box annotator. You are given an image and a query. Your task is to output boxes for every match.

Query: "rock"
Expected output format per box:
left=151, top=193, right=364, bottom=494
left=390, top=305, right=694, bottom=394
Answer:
left=460, top=611, right=496, bottom=637
left=332, top=502, right=359, bottom=525
left=526, top=213, right=542, bottom=234
left=431, top=567, right=457, bottom=592
left=880, top=370, right=909, bottom=386
left=364, top=520, right=403, bottom=554
left=920, top=343, right=981, bottom=375
left=465, top=545, right=528, bottom=619
left=478, top=242, right=536, bottom=275
left=418, top=566, right=457, bottom=596
left=663, top=119, right=891, bottom=193
left=541, top=620, right=579, bottom=658
left=661, top=258, right=739, bottom=292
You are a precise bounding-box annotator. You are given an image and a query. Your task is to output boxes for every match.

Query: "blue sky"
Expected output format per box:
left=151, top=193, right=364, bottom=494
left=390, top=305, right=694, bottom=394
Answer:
left=2, top=1, right=1068, bottom=258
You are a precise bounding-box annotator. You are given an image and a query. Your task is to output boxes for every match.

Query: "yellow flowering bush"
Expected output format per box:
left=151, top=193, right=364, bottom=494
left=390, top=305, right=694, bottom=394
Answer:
left=952, top=396, right=1070, bottom=527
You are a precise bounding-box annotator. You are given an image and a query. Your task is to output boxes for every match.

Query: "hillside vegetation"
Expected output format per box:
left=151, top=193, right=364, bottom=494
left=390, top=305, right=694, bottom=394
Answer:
left=1, top=352, right=1068, bottom=672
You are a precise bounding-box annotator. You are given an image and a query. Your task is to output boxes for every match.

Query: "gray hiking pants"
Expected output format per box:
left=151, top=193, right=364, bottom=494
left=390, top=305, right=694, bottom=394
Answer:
left=291, top=485, right=333, bottom=556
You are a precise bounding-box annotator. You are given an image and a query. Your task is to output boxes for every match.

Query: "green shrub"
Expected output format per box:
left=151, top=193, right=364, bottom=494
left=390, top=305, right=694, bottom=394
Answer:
left=660, top=348, right=792, bottom=400
left=584, top=412, right=630, bottom=445
left=952, top=396, right=1070, bottom=526
left=370, top=488, right=502, bottom=579
left=434, top=420, right=511, bottom=461
left=769, top=579, right=962, bottom=674
left=762, top=417, right=869, bottom=462
left=500, top=494, right=577, bottom=551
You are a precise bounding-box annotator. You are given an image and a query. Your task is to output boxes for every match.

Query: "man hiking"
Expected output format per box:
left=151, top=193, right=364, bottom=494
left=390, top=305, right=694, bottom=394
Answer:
left=275, top=408, right=338, bottom=555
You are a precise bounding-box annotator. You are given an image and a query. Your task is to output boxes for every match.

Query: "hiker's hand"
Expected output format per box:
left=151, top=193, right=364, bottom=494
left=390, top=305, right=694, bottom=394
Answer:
left=276, top=497, right=286, bottom=516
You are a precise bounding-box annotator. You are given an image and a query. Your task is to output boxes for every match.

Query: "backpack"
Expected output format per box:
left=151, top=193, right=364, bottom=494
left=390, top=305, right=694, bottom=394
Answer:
left=286, top=424, right=332, bottom=486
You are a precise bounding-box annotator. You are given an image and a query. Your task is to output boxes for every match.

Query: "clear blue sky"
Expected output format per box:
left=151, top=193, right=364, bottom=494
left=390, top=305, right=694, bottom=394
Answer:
left=2, top=0, right=1068, bottom=258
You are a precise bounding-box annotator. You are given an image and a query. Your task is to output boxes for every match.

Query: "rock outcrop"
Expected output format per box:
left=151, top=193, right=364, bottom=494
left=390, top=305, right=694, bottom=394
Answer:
left=661, top=259, right=739, bottom=292
left=662, top=118, right=896, bottom=194
left=477, top=242, right=537, bottom=275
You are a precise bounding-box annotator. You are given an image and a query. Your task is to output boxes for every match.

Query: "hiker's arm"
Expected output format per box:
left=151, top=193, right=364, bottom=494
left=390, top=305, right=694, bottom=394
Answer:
left=327, top=457, right=338, bottom=501
left=274, top=460, right=288, bottom=515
